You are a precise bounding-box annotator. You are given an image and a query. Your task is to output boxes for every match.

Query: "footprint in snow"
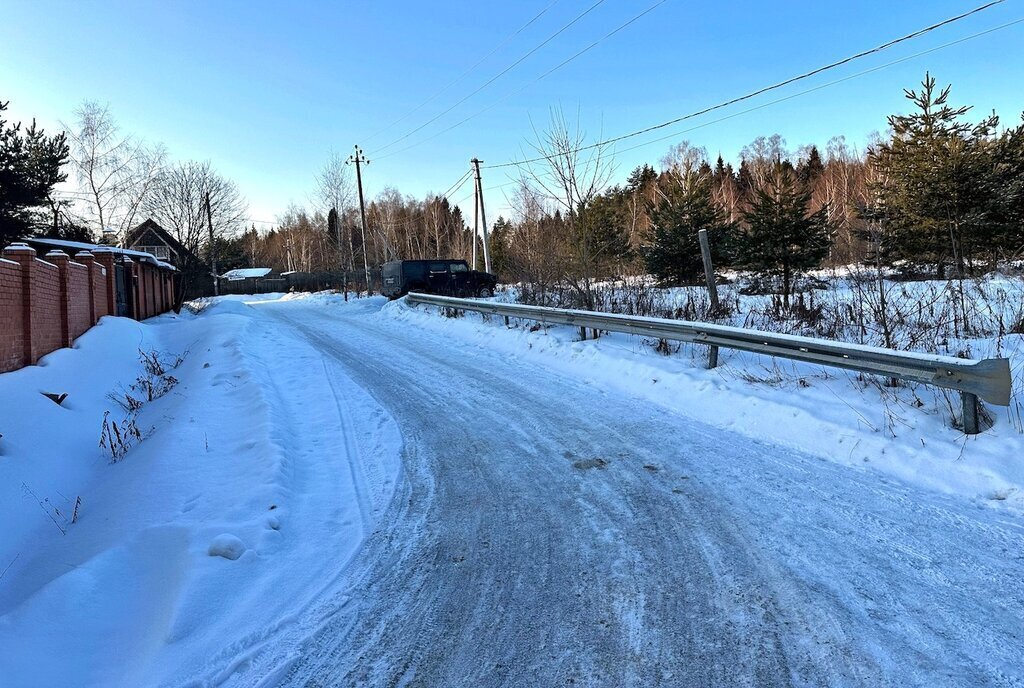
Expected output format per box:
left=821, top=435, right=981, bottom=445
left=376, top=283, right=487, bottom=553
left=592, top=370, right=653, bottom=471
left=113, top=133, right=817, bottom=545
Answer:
left=573, top=457, right=609, bottom=470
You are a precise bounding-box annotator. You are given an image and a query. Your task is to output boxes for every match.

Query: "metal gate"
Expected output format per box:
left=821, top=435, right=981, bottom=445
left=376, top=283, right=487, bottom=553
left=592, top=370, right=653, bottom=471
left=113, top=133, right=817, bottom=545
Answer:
left=114, top=262, right=132, bottom=317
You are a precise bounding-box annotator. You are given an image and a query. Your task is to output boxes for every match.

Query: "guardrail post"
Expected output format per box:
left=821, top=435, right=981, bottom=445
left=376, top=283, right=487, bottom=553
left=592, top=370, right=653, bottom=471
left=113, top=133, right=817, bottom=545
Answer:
left=962, top=392, right=980, bottom=435
left=698, top=229, right=720, bottom=369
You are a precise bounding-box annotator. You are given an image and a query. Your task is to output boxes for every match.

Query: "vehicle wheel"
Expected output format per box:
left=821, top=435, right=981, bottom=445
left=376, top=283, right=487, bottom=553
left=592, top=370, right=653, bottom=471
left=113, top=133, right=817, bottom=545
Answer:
left=477, top=286, right=494, bottom=298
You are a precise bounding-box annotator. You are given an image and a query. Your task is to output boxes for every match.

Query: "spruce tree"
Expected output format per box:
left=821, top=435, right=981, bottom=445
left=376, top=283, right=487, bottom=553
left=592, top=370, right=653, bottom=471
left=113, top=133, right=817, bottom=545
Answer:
left=0, top=100, right=70, bottom=245
left=738, top=161, right=831, bottom=306
left=644, top=169, right=735, bottom=285
left=869, top=73, right=998, bottom=276
left=797, top=145, right=824, bottom=186
left=991, top=116, right=1024, bottom=261
left=488, top=216, right=514, bottom=277
left=580, top=188, right=632, bottom=274
left=625, top=164, right=657, bottom=192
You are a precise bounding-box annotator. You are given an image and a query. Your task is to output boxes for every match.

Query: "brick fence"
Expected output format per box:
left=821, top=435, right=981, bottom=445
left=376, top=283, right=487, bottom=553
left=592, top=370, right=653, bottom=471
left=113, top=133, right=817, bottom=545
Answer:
left=0, top=242, right=176, bottom=374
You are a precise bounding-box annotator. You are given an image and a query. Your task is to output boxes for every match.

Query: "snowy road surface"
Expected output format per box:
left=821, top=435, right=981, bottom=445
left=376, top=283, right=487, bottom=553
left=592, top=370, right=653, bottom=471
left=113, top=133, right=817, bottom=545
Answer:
left=230, top=298, right=1023, bottom=688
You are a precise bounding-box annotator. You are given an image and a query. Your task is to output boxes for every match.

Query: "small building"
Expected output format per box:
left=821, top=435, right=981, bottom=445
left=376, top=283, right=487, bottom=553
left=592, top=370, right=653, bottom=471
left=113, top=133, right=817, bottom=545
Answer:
left=219, top=267, right=285, bottom=294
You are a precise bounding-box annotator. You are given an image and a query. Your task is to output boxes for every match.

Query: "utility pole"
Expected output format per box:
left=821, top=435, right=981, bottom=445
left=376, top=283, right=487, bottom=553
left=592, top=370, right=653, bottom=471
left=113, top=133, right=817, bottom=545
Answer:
left=471, top=158, right=491, bottom=273
left=205, top=191, right=219, bottom=296
left=471, top=164, right=479, bottom=270
left=347, top=145, right=372, bottom=295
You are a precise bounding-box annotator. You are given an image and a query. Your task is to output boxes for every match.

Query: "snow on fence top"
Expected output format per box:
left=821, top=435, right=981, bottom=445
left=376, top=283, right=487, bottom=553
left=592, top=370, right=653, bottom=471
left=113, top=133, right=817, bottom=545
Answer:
left=22, top=237, right=176, bottom=271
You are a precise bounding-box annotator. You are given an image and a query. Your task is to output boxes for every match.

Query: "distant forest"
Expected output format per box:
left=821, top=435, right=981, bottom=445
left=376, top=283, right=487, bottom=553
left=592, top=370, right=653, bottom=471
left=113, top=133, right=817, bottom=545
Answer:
left=240, top=72, right=1024, bottom=309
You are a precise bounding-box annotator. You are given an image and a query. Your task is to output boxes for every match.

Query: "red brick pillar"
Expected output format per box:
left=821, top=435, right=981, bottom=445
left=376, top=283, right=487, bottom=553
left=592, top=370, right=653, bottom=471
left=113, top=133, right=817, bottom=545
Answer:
left=94, top=250, right=117, bottom=316
left=46, top=250, right=72, bottom=348
left=77, top=251, right=97, bottom=322
left=3, top=243, right=36, bottom=366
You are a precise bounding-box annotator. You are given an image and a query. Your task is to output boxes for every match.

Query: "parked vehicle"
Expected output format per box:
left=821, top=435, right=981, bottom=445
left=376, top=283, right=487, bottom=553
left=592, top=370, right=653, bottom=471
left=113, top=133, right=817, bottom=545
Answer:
left=381, top=259, right=497, bottom=299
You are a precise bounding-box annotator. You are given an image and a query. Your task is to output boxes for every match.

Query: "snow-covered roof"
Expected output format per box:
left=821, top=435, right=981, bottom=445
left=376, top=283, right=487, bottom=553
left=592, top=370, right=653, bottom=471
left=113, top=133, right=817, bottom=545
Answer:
left=221, top=267, right=272, bottom=281
left=23, top=237, right=176, bottom=271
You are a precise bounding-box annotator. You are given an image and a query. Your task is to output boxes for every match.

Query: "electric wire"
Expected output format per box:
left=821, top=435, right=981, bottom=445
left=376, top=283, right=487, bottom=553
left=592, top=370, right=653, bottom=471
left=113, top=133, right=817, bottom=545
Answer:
left=360, top=0, right=562, bottom=145
left=608, top=16, right=1024, bottom=159
left=373, top=0, right=669, bottom=162
left=369, top=0, right=608, bottom=156
left=440, top=169, right=474, bottom=200
left=485, top=0, right=1008, bottom=169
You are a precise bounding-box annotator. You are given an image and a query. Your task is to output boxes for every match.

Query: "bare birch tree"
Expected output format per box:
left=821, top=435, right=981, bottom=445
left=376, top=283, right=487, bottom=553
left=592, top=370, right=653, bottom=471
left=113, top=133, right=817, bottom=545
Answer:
left=315, top=152, right=355, bottom=269
left=143, top=160, right=246, bottom=306
left=64, top=101, right=166, bottom=242
left=518, top=108, right=614, bottom=308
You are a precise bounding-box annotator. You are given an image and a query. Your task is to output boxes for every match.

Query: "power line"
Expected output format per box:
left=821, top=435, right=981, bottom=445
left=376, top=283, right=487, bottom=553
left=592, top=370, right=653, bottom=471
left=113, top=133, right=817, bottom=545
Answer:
left=610, top=17, right=1024, bottom=159
left=50, top=189, right=94, bottom=197
left=369, top=0, right=609, bottom=156
left=360, top=0, right=562, bottom=145
left=486, top=0, right=1009, bottom=169
left=441, top=169, right=474, bottom=200
left=341, top=169, right=483, bottom=232
left=454, top=180, right=519, bottom=207
left=390, top=171, right=477, bottom=229
left=374, top=0, right=669, bottom=162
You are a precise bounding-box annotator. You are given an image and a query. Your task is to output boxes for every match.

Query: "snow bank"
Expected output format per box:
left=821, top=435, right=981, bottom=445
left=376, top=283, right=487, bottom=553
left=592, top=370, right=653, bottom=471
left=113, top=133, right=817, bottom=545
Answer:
left=0, top=297, right=401, bottom=686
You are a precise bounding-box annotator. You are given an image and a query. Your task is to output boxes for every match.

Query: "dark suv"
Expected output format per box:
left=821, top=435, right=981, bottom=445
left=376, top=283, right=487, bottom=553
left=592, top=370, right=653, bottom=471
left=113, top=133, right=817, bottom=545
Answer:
left=381, top=260, right=497, bottom=299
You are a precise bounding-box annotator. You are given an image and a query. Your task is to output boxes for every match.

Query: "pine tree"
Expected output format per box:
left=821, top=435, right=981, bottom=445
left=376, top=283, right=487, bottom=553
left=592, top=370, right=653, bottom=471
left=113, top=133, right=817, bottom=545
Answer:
left=644, top=169, right=735, bottom=285
left=0, top=101, right=70, bottom=245
left=738, top=161, right=831, bottom=306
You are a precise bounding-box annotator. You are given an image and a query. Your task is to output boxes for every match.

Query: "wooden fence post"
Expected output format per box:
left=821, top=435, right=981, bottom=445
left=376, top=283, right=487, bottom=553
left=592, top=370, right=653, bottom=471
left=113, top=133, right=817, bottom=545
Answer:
left=698, top=229, right=720, bottom=369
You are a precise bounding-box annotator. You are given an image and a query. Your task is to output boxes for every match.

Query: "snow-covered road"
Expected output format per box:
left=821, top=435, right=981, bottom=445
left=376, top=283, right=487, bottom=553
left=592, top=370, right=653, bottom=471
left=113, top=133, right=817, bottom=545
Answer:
left=235, top=298, right=1023, bottom=687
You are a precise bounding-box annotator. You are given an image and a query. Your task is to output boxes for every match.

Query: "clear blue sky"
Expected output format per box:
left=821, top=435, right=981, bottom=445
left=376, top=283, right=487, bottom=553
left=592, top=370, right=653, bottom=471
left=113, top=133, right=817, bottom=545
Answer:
left=2, top=0, right=1022, bottom=225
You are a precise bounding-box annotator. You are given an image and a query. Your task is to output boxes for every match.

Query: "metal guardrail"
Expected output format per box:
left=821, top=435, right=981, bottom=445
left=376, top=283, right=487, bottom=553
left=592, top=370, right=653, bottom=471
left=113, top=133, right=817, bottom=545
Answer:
left=406, top=292, right=1012, bottom=435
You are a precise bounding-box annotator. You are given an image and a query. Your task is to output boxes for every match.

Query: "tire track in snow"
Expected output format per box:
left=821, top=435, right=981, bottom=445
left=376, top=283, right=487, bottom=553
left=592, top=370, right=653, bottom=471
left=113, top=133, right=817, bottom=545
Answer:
left=257, top=303, right=849, bottom=687
left=319, top=357, right=374, bottom=534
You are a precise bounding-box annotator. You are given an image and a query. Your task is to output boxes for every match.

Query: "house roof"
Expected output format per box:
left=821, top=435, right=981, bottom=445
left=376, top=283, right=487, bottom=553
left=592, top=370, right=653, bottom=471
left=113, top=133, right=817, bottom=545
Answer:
left=221, top=267, right=272, bottom=280
left=125, top=219, right=194, bottom=260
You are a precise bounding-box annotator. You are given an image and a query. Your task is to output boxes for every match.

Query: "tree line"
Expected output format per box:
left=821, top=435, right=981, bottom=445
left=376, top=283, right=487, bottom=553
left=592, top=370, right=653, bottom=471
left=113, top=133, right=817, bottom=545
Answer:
left=490, top=74, right=1024, bottom=309
left=3, top=73, right=1022, bottom=308
left=0, top=100, right=247, bottom=305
